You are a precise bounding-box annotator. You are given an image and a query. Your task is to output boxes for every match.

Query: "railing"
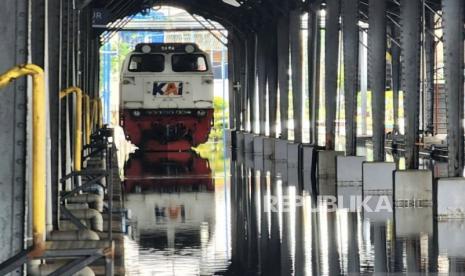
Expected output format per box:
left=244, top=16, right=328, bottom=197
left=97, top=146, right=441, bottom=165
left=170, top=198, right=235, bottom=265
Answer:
left=0, top=66, right=117, bottom=275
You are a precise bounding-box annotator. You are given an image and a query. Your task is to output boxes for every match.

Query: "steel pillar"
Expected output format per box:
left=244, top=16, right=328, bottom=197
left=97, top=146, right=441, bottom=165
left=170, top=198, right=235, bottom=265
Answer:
left=231, top=33, right=245, bottom=131
left=277, top=14, right=290, bottom=140
left=308, top=4, right=321, bottom=145
left=246, top=34, right=257, bottom=133
left=368, top=0, right=387, bottom=161
left=290, top=9, right=303, bottom=143
left=228, top=34, right=236, bottom=130
left=324, top=0, right=340, bottom=150
left=442, top=0, right=464, bottom=177
left=341, top=0, right=359, bottom=156
left=0, top=0, right=28, bottom=268
left=400, top=0, right=421, bottom=169
left=257, top=29, right=268, bottom=136
left=48, top=0, right=62, bottom=230
left=424, top=12, right=435, bottom=133
left=391, top=26, right=401, bottom=134
left=267, top=26, right=279, bottom=138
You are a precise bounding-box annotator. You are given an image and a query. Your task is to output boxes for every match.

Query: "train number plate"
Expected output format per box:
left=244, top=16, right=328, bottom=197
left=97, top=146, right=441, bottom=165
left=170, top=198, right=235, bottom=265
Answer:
left=152, top=82, right=183, bottom=96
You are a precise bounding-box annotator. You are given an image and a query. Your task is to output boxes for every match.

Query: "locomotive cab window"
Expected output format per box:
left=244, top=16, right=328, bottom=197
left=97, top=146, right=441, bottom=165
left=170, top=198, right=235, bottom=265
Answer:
left=128, top=54, right=165, bottom=72
left=172, top=54, right=208, bottom=72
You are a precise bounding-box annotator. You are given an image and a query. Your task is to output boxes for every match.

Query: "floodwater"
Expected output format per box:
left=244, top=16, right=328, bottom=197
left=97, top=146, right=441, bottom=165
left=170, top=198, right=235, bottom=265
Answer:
left=123, top=141, right=465, bottom=275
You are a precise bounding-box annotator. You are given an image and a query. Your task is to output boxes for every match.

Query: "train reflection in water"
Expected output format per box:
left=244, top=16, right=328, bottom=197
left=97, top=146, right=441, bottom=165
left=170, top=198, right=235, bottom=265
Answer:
left=124, top=151, right=230, bottom=275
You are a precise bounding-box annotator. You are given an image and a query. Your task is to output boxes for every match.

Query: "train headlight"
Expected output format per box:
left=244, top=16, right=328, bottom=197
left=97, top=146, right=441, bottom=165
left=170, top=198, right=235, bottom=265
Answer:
left=185, top=44, right=195, bottom=53
left=197, top=110, right=207, bottom=117
left=133, top=110, right=141, bottom=117
left=141, top=45, right=151, bottom=53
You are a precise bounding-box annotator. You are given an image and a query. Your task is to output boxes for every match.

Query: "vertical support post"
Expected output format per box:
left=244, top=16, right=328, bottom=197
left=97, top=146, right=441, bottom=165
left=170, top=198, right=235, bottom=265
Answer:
left=246, top=34, right=257, bottom=133
left=368, top=0, right=387, bottom=161
left=442, top=0, right=464, bottom=177
left=424, top=12, right=435, bottom=133
left=268, top=25, right=279, bottom=138
left=308, top=4, right=321, bottom=145
left=48, top=0, right=62, bottom=230
left=400, top=0, right=421, bottom=169
left=360, top=31, right=368, bottom=137
left=0, top=0, right=27, bottom=266
left=257, top=29, right=267, bottom=136
left=290, top=9, right=303, bottom=143
left=228, top=35, right=236, bottom=130
left=278, top=14, right=290, bottom=140
left=391, top=26, right=401, bottom=134
left=341, top=0, right=359, bottom=156
left=324, top=0, right=340, bottom=150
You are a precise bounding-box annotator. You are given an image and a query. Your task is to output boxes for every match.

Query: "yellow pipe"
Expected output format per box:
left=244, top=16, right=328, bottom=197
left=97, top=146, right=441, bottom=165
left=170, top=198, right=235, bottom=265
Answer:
left=90, top=98, right=99, bottom=132
left=83, top=95, right=91, bottom=144
left=0, top=64, right=46, bottom=256
left=60, top=87, right=83, bottom=171
left=97, top=97, right=103, bottom=128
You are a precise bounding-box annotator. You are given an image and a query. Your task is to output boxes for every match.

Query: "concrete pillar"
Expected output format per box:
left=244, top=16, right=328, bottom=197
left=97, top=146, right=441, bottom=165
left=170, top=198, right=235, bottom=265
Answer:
left=400, top=0, right=421, bottom=169
left=341, top=0, right=359, bottom=156
left=308, top=4, right=321, bottom=145
left=368, top=0, right=387, bottom=161
left=277, top=14, right=290, bottom=140
left=442, top=0, right=464, bottom=177
left=290, top=9, right=303, bottom=143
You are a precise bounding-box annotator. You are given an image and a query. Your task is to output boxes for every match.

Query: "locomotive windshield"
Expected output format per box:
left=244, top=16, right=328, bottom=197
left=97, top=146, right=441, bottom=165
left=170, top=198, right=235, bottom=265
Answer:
left=128, top=54, right=165, bottom=72
left=172, top=54, right=208, bottom=72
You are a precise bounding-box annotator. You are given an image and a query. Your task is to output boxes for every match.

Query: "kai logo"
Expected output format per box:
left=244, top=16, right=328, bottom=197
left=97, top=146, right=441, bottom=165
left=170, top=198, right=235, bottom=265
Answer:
left=153, top=82, right=183, bottom=96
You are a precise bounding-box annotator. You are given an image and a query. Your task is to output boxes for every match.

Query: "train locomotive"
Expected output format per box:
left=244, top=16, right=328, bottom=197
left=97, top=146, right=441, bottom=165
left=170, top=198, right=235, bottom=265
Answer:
left=120, top=43, right=214, bottom=151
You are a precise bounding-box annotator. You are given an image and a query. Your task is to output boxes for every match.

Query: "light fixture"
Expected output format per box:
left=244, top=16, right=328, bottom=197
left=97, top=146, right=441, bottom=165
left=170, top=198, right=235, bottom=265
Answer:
left=222, top=0, right=241, bottom=7
left=141, top=45, right=151, bottom=53
left=185, top=44, right=195, bottom=53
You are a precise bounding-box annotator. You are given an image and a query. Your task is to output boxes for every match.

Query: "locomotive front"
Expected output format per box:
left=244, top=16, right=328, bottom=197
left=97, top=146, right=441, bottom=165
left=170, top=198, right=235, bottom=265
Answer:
left=120, top=43, right=214, bottom=151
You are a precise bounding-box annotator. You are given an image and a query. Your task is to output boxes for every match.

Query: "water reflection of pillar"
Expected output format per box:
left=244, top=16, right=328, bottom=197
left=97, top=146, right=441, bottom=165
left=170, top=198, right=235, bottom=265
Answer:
left=230, top=159, right=239, bottom=268
left=280, top=174, right=292, bottom=275
left=327, top=212, right=342, bottom=275
left=347, top=212, right=360, bottom=273
left=294, top=199, right=305, bottom=276
left=247, top=168, right=259, bottom=270
left=233, top=162, right=249, bottom=271
left=311, top=201, right=321, bottom=276
left=269, top=166, right=282, bottom=275
left=259, top=170, right=270, bottom=275
left=393, top=236, right=404, bottom=271
left=405, top=239, right=420, bottom=272
left=373, top=223, right=388, bottom=273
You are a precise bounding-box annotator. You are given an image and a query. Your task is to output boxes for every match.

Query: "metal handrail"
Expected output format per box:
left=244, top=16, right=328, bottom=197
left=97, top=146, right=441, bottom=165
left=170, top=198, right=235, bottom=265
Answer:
left=60, top=87, right=83, bottom=172
left=0, top=64, right=46, bottom=257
